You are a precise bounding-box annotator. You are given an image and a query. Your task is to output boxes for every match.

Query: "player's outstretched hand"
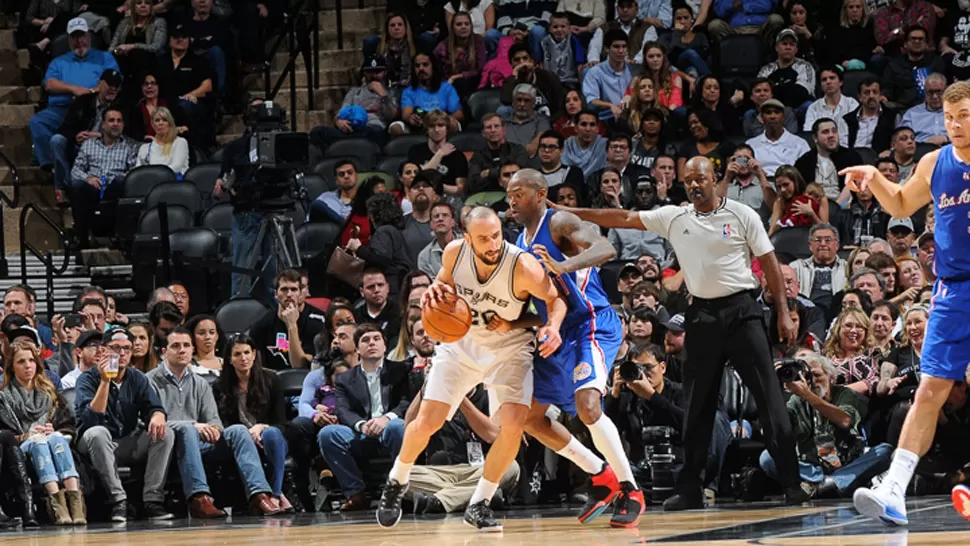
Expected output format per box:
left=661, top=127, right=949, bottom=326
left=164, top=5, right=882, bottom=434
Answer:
left=838, top=165, right=878, bottom=193
left=536, top=325, right=562, bottom=358
left=422, top=281, right=455, bottom=308
left=532, top=244, right=565, bottom=275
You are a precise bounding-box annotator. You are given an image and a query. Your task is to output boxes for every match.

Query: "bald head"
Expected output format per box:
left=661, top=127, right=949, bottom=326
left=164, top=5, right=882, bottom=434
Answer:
left=684, top=156, right=715, bottom=177
left=465, top=206, right=500, bottom=224
left=780, top=264, right=800, bottom=299
left=509, top=168, right=547, bottom=191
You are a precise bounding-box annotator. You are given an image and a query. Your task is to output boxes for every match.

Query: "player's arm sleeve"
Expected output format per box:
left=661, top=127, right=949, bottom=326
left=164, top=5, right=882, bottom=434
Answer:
left=637, top=207, right=674, bottom=239
left=741, top=205, right=775, bottom=257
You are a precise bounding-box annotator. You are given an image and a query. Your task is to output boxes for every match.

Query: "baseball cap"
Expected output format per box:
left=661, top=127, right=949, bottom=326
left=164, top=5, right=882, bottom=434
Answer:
left=100, top=69, right=123, bottom=88
left=619, top=263, right=642, bottom=279
left=759, top=99, right=785, bottom=113
left=5, top=325, right=41, bottom=346
left=170, top=23, right=189, bottom=38
left=411, top=169, right=443, bottom=195
left=635, top=174, right=656, bottom=190
left=77, top=330, right=103, bottom=348
left=917, top=231, right=934, bottom=248
left=776, top=28, right=798, bottom=44
left=361, top=54, right=386, bottom=71
left=103, top=327, right=133, bottom=345
left=67, top=17, right=89, bottom=35
left=887, top=217, right=915, bottom=233
left=663, top=313, right=685, bottom=333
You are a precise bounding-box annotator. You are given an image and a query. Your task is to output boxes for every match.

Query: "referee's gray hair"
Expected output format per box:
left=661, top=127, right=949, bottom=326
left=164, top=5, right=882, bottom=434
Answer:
left=809, top=223, right=839, bottom=244
left=800, top=352, right=839, bottom=380
left=850, top=267, right=886, bottom=292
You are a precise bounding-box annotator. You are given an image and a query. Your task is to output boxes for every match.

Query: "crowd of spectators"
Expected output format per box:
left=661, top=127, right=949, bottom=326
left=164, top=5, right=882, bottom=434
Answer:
left=3, top=0, right=970, bottom=529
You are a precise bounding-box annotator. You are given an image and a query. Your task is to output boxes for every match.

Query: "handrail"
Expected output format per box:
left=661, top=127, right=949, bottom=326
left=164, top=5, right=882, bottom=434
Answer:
left=261, top=0, right=320, bottom=130
left=0, top=147, right=22, bottom=278
left=19, top=204, right=70, bottom=318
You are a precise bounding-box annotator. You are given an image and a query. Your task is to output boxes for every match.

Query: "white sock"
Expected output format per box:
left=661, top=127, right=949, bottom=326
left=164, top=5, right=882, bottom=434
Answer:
left=388, top=459, right=413, bottom=485
left=469, top=478, right=499, bottom=506
left=587, top=414, right=636, bottom=485
left=556, top=437, right=605, bottom=475
left=883, top=449, right=919, bottom=491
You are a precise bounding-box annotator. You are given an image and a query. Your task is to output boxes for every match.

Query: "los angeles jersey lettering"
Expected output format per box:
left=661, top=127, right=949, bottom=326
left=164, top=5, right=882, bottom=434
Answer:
left=930, top=146, right=970, bottom=280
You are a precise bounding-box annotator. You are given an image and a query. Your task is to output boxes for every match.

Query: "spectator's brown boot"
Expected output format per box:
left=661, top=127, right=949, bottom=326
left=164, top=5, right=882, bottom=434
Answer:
left=65, top=490, right=87, bottom=525
left=46, top=491, right=72, bottom=525
left=340, top=491, right=369, bottom=512
left=188, top=494, right=227, bottom=518
left=248, top=493, right=282, bottom=516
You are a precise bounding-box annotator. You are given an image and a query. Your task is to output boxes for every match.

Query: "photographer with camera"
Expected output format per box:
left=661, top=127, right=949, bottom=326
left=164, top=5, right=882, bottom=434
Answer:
left=762, top=353, right=892, bottom=499
left=720, top=145, right=775, bottom=215
left=606, top=343, right=731, bottom=500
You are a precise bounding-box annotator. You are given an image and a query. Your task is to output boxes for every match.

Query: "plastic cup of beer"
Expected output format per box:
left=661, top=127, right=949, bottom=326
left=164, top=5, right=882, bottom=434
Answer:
left=106, top=352, right=120, bottom=379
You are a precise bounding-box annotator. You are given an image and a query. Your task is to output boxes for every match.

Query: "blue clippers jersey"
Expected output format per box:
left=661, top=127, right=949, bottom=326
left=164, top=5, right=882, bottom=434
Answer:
left=516, top=209, right=612, bottom=326
left=930, top=146, right=970, bottom=281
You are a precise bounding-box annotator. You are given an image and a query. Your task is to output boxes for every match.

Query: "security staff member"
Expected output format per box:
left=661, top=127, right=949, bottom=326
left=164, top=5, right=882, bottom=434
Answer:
left=554, top=156, right=809, bottom=510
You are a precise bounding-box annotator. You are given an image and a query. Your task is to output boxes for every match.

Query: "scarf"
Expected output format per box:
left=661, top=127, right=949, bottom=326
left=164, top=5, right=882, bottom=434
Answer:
left=0, top=381, right=54, bottom=435
left=386, top=41, right=411, bottom=87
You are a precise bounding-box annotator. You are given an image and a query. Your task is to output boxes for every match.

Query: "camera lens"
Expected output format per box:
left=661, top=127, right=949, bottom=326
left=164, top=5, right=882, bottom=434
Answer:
left=619, top=360, right=642, bottom=382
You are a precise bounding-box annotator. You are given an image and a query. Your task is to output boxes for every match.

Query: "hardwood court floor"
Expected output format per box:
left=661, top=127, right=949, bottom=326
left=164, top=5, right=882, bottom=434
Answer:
left=2, top=497, right=968, bottom=545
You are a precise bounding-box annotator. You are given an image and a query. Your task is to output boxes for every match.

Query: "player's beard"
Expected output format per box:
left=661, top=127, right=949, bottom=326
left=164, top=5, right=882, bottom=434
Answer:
left=474, top=248, right=501, bottom=266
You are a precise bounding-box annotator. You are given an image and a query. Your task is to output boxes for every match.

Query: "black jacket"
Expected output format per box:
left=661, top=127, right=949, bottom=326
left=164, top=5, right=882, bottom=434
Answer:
left=794, top=147, right=863, bottom=195
left=56, top=93, right=117, bottom=143
left=334, top=360, right=411, bottom=429
left=212, top=369, right=286, bottom=427
left=882, top=53, right=946, bottom=110
left=843, top=106, right=897, bottom=154
left=356, top=224, right=414, bottom=298
left=467, top=142, right=530, bottom=195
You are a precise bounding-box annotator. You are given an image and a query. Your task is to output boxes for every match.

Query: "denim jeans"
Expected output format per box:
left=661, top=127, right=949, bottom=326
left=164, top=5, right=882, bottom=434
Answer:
left=29, top=104, right=70, bottom=167
left=49, top=134, right=73, bottom=190
left=171, top=422, right=272, bottom=499
left=260, top=426, right=287, bottom=497
left=20, top=432, right=79, bottom=485
left=231, top=210, right=274, bottom=302
left=203, top=46, right=227, bottom=94
left=317, top=419, right=405, bottom=497
left=677, top=49, right=711, bottom=77
left=759, top=443, right=894, bottom=496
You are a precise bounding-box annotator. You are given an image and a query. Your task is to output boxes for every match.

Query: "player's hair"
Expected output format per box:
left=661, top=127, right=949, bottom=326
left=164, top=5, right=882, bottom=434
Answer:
left=509, top=168, right=547, bottom=191
left=944, top=81, right=970, bottom=104
left=465, top=206, right=499, bottom=224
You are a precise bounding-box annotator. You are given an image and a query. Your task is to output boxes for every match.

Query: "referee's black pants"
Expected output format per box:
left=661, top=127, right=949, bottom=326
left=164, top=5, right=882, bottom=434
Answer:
left=676, top=290, right=801, bottom=494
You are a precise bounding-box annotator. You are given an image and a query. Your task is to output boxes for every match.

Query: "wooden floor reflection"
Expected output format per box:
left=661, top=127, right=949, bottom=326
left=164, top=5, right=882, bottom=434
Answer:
left=1, top=498, right=968, bottom=545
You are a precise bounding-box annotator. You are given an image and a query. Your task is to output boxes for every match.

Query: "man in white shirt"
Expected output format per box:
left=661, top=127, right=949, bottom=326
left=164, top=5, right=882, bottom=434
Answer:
left=803, top=66, right=859, bottom=144
left=61, top=330, right=101, bottom=389
left=746, top=99, right=811, bottom=177
left=898, top=72, right=947, bottom=145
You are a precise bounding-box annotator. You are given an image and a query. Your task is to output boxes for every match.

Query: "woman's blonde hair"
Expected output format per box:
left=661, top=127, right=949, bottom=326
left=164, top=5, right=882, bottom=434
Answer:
left=824, top=308, right=873, bottom=358
left=387, top=301, right=423, bottom=361
left=2, top=341, right=59, bottom=410
left=445, top=12, right=477, bottom=76
left=899, top=304, right=929, bottom=348
left=127, top=0, right=157, bottom=41
left=840, top=0, right=870, bottom=28
left=152, top=107, right=177, bottom=156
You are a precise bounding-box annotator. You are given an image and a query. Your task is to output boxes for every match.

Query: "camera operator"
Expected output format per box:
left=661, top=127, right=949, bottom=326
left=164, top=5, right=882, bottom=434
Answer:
left=605, top=343, right=731, bottom=496
left=761, top=353, right=892, bottom=499
left=214, top=98, right=292, bottom=302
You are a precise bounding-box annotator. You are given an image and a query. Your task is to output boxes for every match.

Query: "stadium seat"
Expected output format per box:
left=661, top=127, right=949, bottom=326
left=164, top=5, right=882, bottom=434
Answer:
left=299, top=173, right=332, bottom=201
left=467, top=89, right=502, bottom=122
left=295, top=221, right=341, bottom=260
left=312, top=157, right=344, bottom=181
left=855, top=147, right=877, bottom=165
left=376, top=156, right=407, bottom=177
left=145, top=182, right=204, bottom=215
left=450, top=132, right=486, bottom=153
left=842, top=71, right=877, bottom=99
left=287, top=200, right=308, bottom=229
left=383, top=135, right=426, bottom=157
left=277, top=368, right=310, bottom=398
left=716, top=35, right=764, bottom=77
left=123, top=165, right=177, bottom=198
left=770, top=226, right=812, bottom=263
left=201, top=202, right=233, bottom=254
left=324, top=138, right=382, bottom=171
left=916, top=141, right=940, bottom=160
left=137, top=204, right=195, bottom=235
left=184, top=162, right=222, bottom=201
left=169, top=227, right=221, bottom=260
left=209, top=143, right=229, bottom=163
left=215, top=297, right=272, bottom=335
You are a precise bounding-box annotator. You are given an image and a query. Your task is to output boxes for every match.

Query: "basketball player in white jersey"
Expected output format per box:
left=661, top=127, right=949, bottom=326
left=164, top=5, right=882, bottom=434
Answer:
left=376, top=207, right=567, bottom=533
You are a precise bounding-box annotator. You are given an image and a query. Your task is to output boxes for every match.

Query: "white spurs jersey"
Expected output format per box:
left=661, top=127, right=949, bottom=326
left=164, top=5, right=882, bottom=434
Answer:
left=450, top=241, right=532, bottom=348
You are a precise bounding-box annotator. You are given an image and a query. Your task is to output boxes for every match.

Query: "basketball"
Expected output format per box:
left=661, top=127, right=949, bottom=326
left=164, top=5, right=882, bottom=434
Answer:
left=421, top=293, right=472, bottom=343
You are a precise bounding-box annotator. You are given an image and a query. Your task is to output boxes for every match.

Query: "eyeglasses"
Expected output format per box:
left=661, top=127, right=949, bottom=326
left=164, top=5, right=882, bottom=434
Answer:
left=812, top=236, right=836, bottom=244
left=143, top=81, right=158, bottom=87
left=107, top=345, right=132, bottom=354
left=609, top=144, right=629, bottom=151
left=336, top=169, right=354, bottom=177
left=578, top=122, right=598, bottom=128
left=539, top=144, right=560, bottom=151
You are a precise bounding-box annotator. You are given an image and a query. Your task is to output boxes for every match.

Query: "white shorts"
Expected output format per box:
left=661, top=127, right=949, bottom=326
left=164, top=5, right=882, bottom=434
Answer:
left=423, top=332, right=535, bottom=419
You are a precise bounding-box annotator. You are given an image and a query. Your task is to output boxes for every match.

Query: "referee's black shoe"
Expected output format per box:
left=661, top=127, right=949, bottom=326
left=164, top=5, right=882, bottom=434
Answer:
left=663, top=492, right=704, bottom=511
left=463, top=499, right=502, bottom=532
left=376, top=479, right=409, bottom=528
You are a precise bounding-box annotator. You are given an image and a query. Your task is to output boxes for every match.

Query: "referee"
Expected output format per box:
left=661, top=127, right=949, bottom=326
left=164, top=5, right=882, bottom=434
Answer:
left=556, top=156, right=809, bottom=509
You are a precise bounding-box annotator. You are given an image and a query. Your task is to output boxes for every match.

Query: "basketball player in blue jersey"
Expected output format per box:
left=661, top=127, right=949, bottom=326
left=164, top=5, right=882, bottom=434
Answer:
left=841, top=81, right=970, bottom=525
left=505, top=169, right=645, bottom=528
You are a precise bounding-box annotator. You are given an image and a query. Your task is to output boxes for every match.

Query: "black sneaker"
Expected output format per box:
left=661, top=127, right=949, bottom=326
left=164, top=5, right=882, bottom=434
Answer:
left=784, top=482, right=816, bottom=505
left=142, top=502, right=174, bottom=520
left=413, top=492, right=445, bottom=515
left=376, top=480, right=408, bottom=528
left=663, top=492, right=704, bottom=512
left=110, top=500, right=128, bottom=522
left=463, top=499, right=502, bottom=532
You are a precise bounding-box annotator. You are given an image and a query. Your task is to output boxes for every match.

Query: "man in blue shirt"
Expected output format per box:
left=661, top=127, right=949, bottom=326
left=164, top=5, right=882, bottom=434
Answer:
left=899, top=72, right=947, bottom=145
left=389, top=53, right=463, bottom=136
left=708, top=0, right=784, bottom=43
left=29, top=18, right=118, bottom=181
left=582, top=28, right=633, bottom=121
left=311, top=159, right=358, bottom=223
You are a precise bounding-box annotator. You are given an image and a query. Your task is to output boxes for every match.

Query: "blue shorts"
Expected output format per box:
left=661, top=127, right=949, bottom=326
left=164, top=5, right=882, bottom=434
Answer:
left=922, top=278, right=970, bottom=382
left=533, top=308, right=623, bottom=414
